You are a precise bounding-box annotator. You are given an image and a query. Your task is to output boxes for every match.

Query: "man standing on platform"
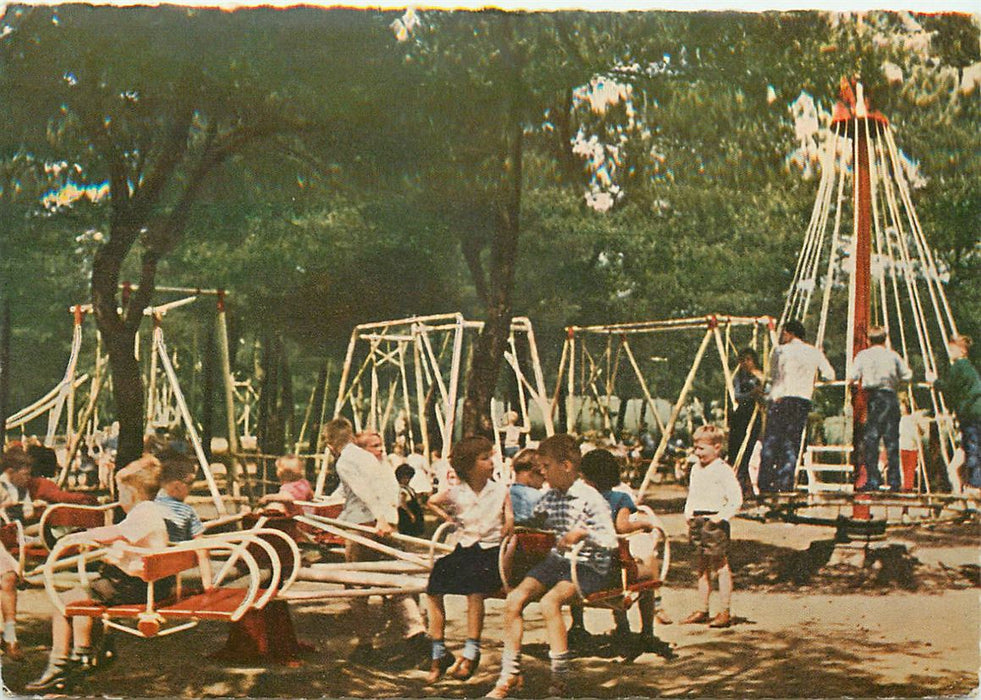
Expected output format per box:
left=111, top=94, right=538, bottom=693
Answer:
left=849, top=327, right=912, bottom=491
left=758, top=320, right=835, bottom=493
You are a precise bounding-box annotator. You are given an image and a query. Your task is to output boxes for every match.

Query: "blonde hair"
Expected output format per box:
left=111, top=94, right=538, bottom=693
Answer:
left=275, top=455, right=305, bottom=482
left=354, top=430, right=383, bottom=450
left=692, top=424, right=726, bottom=449
left=949, top=335, right=974, bottom=353
left=116, top=455, right=162, bottom=501
left=322, top=418, right=354, bottom=450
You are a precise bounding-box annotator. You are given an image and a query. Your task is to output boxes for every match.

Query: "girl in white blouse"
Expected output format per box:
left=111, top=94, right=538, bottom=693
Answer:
left=425, top=436, right=514, bottom=683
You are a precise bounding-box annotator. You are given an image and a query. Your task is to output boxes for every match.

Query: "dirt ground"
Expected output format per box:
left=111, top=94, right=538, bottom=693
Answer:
left=2, top=486, right=978, bottom=699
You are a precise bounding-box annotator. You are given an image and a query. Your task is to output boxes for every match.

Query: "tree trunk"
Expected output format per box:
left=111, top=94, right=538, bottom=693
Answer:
left=0, top=299, right=10, bottom=447
left=461, top=26, right=524, bottom=439
left=104, top=328, right=145, bottom=467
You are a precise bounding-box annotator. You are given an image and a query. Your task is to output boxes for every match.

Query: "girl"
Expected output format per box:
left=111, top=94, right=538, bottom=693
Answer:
left=425, top=436, right=513, bottom=682
left=569, top=448, right=671, bottom=656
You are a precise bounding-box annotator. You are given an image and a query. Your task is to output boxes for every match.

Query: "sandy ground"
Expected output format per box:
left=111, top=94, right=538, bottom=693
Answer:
left=1, top=487, right=978, bottom=699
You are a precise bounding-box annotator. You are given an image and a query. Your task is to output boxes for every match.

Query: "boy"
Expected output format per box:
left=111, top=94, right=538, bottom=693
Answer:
left=508, top=448, right=545, bottom=523
left=154, top=450, right=213, bottom=585
left=26, top=455, right=168, bottom=692
left=681, top=425, right=743, bottom=629
left=395, top=464, right=425, bottom=537
left=489, top=434, right=618, bottom=699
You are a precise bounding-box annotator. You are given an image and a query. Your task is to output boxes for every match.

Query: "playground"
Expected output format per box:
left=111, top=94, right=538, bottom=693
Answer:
left=1, top=485, right=977, bottom=698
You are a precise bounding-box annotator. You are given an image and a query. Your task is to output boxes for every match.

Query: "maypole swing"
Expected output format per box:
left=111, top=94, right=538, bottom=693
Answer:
left=558, top=316, right=774, bottom=497
left=775, top=79, right=963, bottom=515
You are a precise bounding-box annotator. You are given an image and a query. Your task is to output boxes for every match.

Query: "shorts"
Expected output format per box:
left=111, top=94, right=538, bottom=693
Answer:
left=688, top=516, right=731, bottom=559
left=89, top=564, right=174, bottom=605
left=526, top=551, right=611, bottom=597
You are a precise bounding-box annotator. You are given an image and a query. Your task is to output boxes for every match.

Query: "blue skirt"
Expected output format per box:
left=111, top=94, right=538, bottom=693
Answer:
left=427, top=543, right=503, bottom=595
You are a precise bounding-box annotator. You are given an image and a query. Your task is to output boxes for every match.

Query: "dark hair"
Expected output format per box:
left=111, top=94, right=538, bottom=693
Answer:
left=1, top=444, right=32, bottom=473
left=26, top=444, right=60, bottom=478
left=537, top=434, right=581, bottom=468
left=157, top=448, right=197, bottom=484
left=868, top=326, right=888, bottom=345
left=580, top=449, right=622, bottom=492
left=395, top=464, right=415, bottom=482
left=512, top=448, right=539, bottom=473
left=449, top=436, right=494, bottom=480
left=737, top=347, right=760, bottom=365
left=784, top=320, right=806, bottom=341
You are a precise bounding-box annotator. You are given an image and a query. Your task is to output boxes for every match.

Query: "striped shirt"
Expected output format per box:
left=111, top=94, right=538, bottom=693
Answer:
left=531, top=479, right=617, bottom=575
left=155, top=492, right=204, bottom=543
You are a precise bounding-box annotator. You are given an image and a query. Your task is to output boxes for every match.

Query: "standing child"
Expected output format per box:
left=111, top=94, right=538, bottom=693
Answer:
left=489, top=434, right=618, bottom=699
left=681, top=425, right=743, bottom=629
left=568, top=448, right=672, bottom=655
left=258, top=455, right=314, bottom=515
left=26, top=456, right=168, bottom=692
left=425, top=436, right=513, bottom=683
left=395, top=464, right=425, bottom=537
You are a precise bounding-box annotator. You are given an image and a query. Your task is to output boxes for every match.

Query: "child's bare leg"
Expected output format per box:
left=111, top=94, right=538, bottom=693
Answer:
left=539, top=581, right=580, bottom=691
left=494, top=577, right=545, bottom=688
left=717, top=557, right=732, bottom=610
left=697, top=567, right=711, bottom=612
left=427, top=593, right=446, bottom=643
left=1, top=571, right=17, bottom=626
left=466, top=593, right=484, bottom=641
left=51, top=589, right=87, bottom=659
left=72, top=615, right=94, bottom=652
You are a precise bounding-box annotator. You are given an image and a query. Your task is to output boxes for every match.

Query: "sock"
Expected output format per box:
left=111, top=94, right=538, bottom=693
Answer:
left=3, top=621, right=16, bottom=642
left=71, top=645, right=93, bottom=660
left=431, top=638, right=446, bottom=661
left=463, top=638, right=481, bottom=661
left=549, top=650, right=572, bottom=677
left=499, top=647, right=521, bottom=679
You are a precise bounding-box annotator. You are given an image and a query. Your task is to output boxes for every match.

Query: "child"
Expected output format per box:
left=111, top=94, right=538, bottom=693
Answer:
left=395, top=464, right=425, bottom=537
left=568, top=448, right=671, bottom=655
left=489, top=434, right=618, bottom=699
left=508, top=448, right=545, bottom=523
left=26, top=455, right=169, bottom=692
left=681, top=425, right=743, bottom=629
left=154, top=450, right=213, bottom=586
left=258, top=455, right=313, bottom=515
left=499, top=410, right=529, bottom=459
left=425, top=436, right=513, bottom=683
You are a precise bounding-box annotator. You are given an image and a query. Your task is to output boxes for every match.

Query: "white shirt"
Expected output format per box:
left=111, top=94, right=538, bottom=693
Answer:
left=406, top=453, right=432, bottom=494
left=769, top=338, right=836, bottom=401
left=0, top=472, right=33, bottom=520
left=103, top=500, right=169, bottom=576
left=442, top=480, right=508, bottom=548
left=850, top=344, right=912, bottom=392
left=684, top=458, right=743, bottom=522
left=335, top=443, right=399, bottom=525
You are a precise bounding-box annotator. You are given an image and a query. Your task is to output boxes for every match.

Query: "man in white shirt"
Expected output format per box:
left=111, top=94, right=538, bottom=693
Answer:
left=322, top=418, right=427, bottom=663
left=850, top=327, right=912, bottom=491
left=758, top=320, right=836, bottom=493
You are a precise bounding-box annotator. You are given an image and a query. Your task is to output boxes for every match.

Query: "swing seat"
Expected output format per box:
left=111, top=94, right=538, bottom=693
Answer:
left=46, top=528, right=298, bottom=639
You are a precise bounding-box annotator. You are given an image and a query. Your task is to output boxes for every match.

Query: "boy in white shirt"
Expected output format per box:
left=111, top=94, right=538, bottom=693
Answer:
left=681, top=425, right=742, bottom=629
left=26, top=455, right=167, bottom=692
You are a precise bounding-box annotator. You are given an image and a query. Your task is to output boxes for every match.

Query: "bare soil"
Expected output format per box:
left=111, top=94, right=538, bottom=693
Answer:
left=2, top=485, right=978, bottom=699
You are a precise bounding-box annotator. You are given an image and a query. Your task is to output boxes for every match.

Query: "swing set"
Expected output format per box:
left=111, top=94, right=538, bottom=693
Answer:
left=557, top=315, right=775, bottom=497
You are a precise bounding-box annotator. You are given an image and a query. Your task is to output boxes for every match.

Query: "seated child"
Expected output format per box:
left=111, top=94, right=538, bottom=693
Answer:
left=395, top=464, right=425, bottom=537
left=1, top=444, right=44, bottom=523
left=154, top=450, right=213, bottom=587
left=26, top=455, right=169, bottom=692
left=27, top=444, right=99, bottom=506
left=258, top=455, right=313, bottom=515
left=681, top=425, right=742, bottom=629
left=488, top=434, right=618, bottom=699
left=568, top=449, right=671, bottom=655
left=508, top=448, right=545, bottom=523
left=425, top=437, right=513, bottom=682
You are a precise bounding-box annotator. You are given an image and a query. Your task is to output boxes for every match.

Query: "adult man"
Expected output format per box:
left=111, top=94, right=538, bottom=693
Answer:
left=322, top=418, right=427, bottom=661
left=850, top=327, right=912, bottom=491
left=758, top=320, right=835, bottom=493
